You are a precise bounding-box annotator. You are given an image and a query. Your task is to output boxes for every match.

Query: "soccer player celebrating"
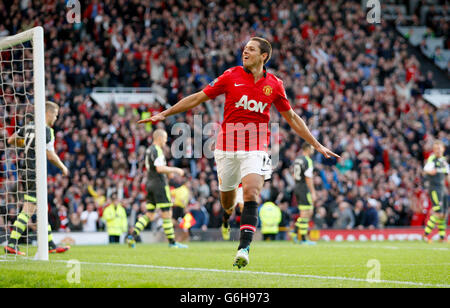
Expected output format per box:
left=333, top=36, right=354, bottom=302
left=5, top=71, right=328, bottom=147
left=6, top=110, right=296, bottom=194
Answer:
left=127, top=129, right=188, bottom=248
left=4, top=101, right=70, bottom=255
left=423, top=140, right=449, bottom=243
left=138, top=37, right=339, bottom=268
left=292, top=143, right=317, bottom=245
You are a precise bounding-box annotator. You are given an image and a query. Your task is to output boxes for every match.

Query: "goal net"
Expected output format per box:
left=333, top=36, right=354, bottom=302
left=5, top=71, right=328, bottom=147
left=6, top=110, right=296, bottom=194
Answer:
left=0, top=27, right=48, bottom=261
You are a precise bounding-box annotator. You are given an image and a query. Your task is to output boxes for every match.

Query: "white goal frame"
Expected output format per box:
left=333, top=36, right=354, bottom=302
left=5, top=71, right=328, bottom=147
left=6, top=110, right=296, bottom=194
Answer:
left=0, top=27, right=48, bottom=261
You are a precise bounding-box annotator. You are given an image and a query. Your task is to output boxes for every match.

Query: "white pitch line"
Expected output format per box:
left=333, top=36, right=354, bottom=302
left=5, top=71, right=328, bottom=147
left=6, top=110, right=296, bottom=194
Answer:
left=284, top=263, right=450, bottom=268
left=54, top=260, right=450, bottom=288
left=316, top=244, right=450, bottom=251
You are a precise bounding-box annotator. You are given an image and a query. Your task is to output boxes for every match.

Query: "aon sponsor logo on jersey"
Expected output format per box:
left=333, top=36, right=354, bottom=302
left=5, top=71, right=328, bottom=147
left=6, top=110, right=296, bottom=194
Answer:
left=235, top=95, right=268, bottom=113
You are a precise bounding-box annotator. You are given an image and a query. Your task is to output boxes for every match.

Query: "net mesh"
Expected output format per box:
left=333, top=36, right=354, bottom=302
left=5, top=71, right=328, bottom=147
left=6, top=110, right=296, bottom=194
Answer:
left=0, top=40, right=37, bottom=259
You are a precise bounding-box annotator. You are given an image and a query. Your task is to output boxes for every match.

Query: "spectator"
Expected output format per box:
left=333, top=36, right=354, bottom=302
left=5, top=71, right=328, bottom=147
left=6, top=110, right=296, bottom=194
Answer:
left=189, top=201, right=208, bottom=231
left=364, top=199, right=380, bottom=229
left=313, top=207, right=328, bottom=230
left=102, top=194, right=128, bottom=244
left=353, top=200, right=366, bottom=230
left=80, top=202, right=99, bottom=232
left=67, top=212, right=83, bottom=232
left=207, top=201, right=223, bottom=229
left=432, top=46, right=447, bottom=68
left=277, top=202, right=291, bottom=240
left=333, top=202, right=355, bottom=230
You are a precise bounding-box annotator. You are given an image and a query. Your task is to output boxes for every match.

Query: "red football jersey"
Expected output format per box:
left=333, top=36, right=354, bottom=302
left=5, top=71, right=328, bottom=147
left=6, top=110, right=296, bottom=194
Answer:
left=203, top=66, right=291, bottom=152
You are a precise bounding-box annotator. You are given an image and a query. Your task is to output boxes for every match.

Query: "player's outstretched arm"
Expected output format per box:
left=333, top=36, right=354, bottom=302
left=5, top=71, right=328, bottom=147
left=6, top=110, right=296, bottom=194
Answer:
left=155, top=165, right=184, bottom=177
left=47, top=150, right=69, bottom=176
left=138, top=91, right=210, bottom=124
left=280, top=109, right=340, bottom=159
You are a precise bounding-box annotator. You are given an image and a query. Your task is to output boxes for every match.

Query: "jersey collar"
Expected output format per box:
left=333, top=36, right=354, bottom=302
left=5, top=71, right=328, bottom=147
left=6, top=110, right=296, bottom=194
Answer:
left=243, top=65, right=267, bottom=78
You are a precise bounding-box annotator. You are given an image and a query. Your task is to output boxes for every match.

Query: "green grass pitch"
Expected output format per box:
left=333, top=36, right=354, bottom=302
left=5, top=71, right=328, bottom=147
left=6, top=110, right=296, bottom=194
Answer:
left=0, top=241, right=449, bottom=288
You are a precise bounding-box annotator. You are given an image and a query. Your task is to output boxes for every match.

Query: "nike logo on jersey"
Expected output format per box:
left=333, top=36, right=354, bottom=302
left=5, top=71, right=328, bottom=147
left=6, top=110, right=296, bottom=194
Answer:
left=234, top=83, right=245, bottom=87
left=235, top=95, right=268, bottom=113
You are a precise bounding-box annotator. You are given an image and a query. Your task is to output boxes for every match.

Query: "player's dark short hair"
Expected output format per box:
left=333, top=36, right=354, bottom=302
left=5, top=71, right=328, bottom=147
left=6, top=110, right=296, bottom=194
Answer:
left=250, top=37, right=272, bottom=64
left=302, top=142, right=313, bottom=151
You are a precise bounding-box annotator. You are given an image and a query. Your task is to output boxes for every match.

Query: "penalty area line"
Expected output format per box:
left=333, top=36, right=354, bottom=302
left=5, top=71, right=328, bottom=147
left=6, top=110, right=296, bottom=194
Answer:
left=54, top=260, right=450, bottom=288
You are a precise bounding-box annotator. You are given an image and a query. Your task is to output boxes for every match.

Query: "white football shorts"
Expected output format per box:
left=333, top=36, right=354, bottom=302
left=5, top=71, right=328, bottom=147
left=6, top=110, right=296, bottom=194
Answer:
left=214, top=150, right=272, bottom=192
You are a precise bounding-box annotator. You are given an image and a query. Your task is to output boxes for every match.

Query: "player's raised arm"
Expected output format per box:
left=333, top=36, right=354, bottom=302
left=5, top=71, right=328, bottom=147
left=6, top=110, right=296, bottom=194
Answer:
left=137, top=91, right=210, bottom=124
left=280, top=109, right=340, bottom=159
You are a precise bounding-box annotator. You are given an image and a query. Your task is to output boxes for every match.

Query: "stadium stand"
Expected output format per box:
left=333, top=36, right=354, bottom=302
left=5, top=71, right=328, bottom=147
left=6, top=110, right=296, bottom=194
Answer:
left=0, top=0, right=448, bottom=241
left=395, top=0, right=449, bottom=72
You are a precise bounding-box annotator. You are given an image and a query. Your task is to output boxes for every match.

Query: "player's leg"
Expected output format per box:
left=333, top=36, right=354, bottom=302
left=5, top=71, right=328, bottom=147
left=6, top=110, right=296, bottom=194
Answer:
left=128, top=206, right=154, bottom=248
left=157, top=186, right=187, bottom=248
left=4, top=201, right=35, bottom=255
left=132, top=210, right=153, bottom=238
left=232, top=152, right=271, bottom=268
left=220, top=188, right=236, bottom=240
left=297, top=192, right=315, bottom=245
left=160, top=207, right=186, bottom=248
left=48, top=224, right=70, bottom=253
left=233, top=173, right=264, bottom=268
left=215, top=150, right=241, bottom=241
left=424, top=190, right=443, bottom=242
left=298, top=207, right=315, bottom=245
left=436, top=194, right=448, bottom=242
left=6, top=174, right=69, bottom=254
left=292, top=189, right=314, bottom=244
left=129, top=187, right=157, bottom=247
left=160, top=207, right=188, bottom=248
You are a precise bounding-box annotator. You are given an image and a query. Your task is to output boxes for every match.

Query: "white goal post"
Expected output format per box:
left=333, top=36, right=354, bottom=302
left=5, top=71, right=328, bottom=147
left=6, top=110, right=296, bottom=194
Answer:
left=0, top=27, right=48, bottom=260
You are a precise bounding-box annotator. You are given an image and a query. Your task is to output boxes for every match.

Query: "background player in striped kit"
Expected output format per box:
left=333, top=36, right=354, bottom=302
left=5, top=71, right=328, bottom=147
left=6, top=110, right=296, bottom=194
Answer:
left=127, top=129, right=187, bottom=248
left=423, top=140, right=449, bottom=243
left=292, top=143, right=317, bottom=245
left=4, top=101, right=70, bottom=255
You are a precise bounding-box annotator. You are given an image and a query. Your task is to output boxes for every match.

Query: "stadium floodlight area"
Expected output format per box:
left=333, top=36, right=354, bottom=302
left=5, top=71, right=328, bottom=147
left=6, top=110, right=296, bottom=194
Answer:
left=0, top=27, right=48, bottom=261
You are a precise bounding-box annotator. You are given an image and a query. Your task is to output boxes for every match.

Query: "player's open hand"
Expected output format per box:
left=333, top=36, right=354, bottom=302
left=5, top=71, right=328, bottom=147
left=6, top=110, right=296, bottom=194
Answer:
left=137, top=113, right=166, bottom=124
left=315, top=144, right=340, bottom=159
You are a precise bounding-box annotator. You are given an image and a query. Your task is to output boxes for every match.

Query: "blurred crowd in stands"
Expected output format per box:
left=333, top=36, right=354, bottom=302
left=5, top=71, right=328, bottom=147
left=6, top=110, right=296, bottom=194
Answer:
left=0, top=0, right=449, bottom=239
left=392, top=0, right=449, bottom=72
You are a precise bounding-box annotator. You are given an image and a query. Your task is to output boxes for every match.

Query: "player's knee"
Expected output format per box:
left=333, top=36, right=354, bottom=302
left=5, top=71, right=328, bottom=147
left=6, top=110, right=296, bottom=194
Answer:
left=243, top=186, right=260, bottom=202
left=220, top=191, right=236, bottom=209
left=436, top=213, right=445, bottom=220
left=301, top=210, right=312, bottom=218
left=23, top=202, right=36, bottom=215
left=161, top=210, right=172, bottom=219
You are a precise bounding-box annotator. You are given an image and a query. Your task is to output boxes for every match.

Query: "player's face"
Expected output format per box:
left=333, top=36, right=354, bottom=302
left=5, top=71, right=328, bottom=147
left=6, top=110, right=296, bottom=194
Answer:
left=161, top=133, right=168, bottom=146
left=46, top=109, right=58, bottom=127
left=242, top=41, right=266, bottom=68
left=433, top=143, right=444, bottom=157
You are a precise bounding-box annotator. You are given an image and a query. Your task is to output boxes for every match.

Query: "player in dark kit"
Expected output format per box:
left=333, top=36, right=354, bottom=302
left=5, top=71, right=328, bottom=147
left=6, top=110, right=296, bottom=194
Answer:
left=127, top=129, right=188, bottom=248
left=138, top=37, right=339, bottom=268
left=292, top=143, right=317, bottom=245
left=423, top=140, right=449, bottom=243
left=4, top=101, right=70, bottom=255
